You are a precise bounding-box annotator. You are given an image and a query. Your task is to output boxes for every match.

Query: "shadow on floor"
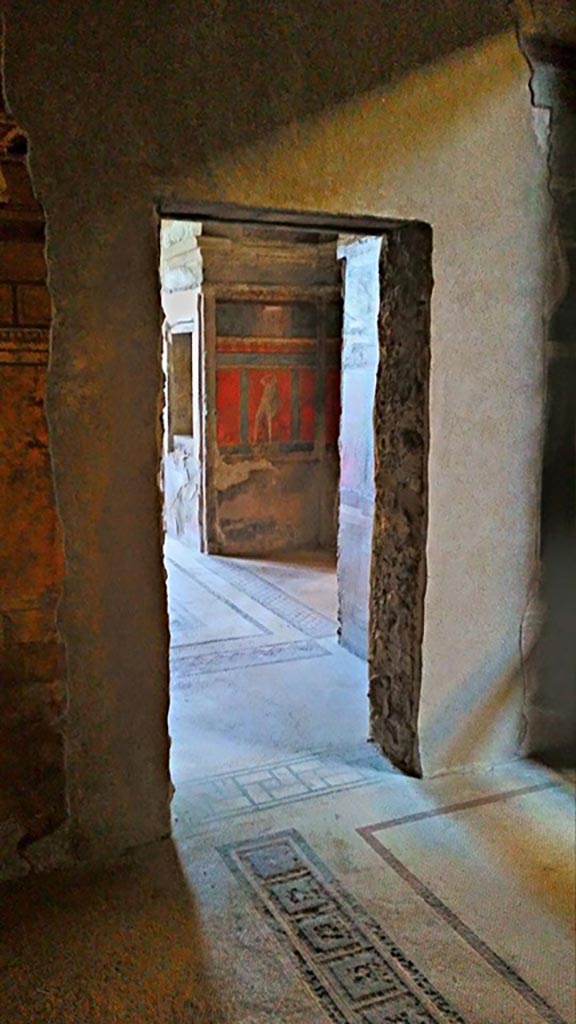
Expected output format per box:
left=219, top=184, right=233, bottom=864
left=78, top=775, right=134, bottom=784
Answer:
left=0, top=839, right=228, bottom=1024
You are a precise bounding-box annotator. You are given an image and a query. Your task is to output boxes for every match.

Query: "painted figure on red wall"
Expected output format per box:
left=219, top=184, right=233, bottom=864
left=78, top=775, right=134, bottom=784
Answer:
left=253, top=372, right=280, bottom=443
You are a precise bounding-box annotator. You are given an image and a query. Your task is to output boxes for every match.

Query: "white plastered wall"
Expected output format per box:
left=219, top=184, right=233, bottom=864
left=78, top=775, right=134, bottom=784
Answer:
left=189, top=32, right=549, bottom=773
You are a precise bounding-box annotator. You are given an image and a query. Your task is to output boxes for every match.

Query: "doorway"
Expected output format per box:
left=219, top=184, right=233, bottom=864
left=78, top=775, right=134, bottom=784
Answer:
left=159, top=204, right=432, bottom=824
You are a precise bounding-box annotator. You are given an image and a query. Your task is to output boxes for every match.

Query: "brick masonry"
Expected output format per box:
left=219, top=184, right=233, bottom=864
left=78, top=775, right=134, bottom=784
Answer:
left=0, top=89, right=67, bottom=868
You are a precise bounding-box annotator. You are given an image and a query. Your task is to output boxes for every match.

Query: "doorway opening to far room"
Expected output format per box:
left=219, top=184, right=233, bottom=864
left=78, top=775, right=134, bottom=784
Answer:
left=159, top=204, right=432, bottom=829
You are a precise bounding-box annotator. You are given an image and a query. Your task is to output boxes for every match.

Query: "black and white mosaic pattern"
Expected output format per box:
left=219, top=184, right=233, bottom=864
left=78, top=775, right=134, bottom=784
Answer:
left=204, top=556, right=336, bottom=637
left=167, top=557, right=273, bottom=645
left=174, top=750, right=384, bottom=828
left=171, top=637, right=329, bottom=679
left=221, top=829, right=467, bottom=1024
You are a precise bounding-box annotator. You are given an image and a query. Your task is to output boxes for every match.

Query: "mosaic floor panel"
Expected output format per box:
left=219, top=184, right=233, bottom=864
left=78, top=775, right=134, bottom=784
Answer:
left=221, top=829, right=467, bottom=1024
left=174, top=749, right=385, bottom=829
left=171, top=637, right=329, bottom=680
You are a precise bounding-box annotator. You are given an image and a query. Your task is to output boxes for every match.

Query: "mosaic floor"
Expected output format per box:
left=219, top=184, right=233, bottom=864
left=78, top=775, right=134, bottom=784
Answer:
left=165, top=540, right=576, bottom=1024
left=0, top=544, right=573, bottom=1023
left=221, top=828, right=468, bottom=1024
left=175, top=763, right=575, bottom=1024
left=166, top=536, right=373, bottom=788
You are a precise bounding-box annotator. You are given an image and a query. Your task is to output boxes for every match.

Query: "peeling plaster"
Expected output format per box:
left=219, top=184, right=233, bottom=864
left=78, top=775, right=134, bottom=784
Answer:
left=213, top=451, right=275, bottom=492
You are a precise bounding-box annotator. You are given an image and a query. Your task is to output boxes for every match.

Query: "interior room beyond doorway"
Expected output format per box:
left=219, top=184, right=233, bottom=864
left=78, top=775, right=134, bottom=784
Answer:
left=166, top=537, right=385, bottom=830
left=160, top=212, right=387, bottom=824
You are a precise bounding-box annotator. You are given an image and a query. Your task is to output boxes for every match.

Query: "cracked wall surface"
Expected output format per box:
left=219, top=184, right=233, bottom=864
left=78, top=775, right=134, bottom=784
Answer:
left=0, top=1, right=550, bottom=871
left=369, top=225, right=433, bottom=776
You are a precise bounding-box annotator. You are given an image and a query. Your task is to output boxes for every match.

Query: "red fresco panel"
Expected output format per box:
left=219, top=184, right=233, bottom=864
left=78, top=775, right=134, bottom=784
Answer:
left=216, top=368, right=241, bottom=446
left=299, top=369, right=316, bottom=443
left=248, top=368, right=292, bottom=443
left=325, top=367, right=341, bottom=447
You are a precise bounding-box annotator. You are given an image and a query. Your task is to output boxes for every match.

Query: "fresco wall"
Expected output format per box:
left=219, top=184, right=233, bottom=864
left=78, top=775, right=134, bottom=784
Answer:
left=201, top=227, right=342, bottom=554
left=215, top=301, right=341, bottom=450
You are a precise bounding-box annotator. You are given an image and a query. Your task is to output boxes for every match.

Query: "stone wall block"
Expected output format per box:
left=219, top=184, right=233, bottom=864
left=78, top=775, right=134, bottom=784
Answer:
left=521, top=27, right=576, bottom=766
left=369, top=224, right=432, bottom=776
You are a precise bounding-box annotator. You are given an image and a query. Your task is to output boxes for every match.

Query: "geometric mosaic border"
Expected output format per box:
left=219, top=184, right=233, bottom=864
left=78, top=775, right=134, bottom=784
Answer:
left=170, top=637, right=329, bottom=678
left=220, top=829, right=467, bottom=1024
left=167, top=557, right=273, bottom=643
left=357, top=782, right=568, bottom=1024
left=173, top=749, right=386, bottom=831
left=204, top=556, right=337, bottom=637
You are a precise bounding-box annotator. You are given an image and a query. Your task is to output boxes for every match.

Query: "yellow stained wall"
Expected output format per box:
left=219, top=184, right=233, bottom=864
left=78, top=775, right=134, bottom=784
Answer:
left=191, top=32, right=549, bottom=773
left=2, top=1, right=547, bottom=866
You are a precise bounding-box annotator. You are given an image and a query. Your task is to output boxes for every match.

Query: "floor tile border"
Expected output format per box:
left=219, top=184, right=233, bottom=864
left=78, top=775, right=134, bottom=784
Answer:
left=181, top=747, right=368, bottom=783
left=220, top=828, right=467, bottom=1024
left=174, top=749, right=389, bottom=832
left=170, top=637, right=330, bottom=677
left=175, top=777, right=383, bottom=832
left=204, top=556, right=337, bottom=637
left=357, top=781, right=568, bottom=1024
left=167, top=556, right=273, bottom=643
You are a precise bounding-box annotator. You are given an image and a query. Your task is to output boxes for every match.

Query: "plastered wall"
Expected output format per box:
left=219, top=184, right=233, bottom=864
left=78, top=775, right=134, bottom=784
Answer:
left=160, top=222, right=202, bottom=547
left=2, top=1, right=548, bottom=867
left=337, top=237, right=382, bottom=660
